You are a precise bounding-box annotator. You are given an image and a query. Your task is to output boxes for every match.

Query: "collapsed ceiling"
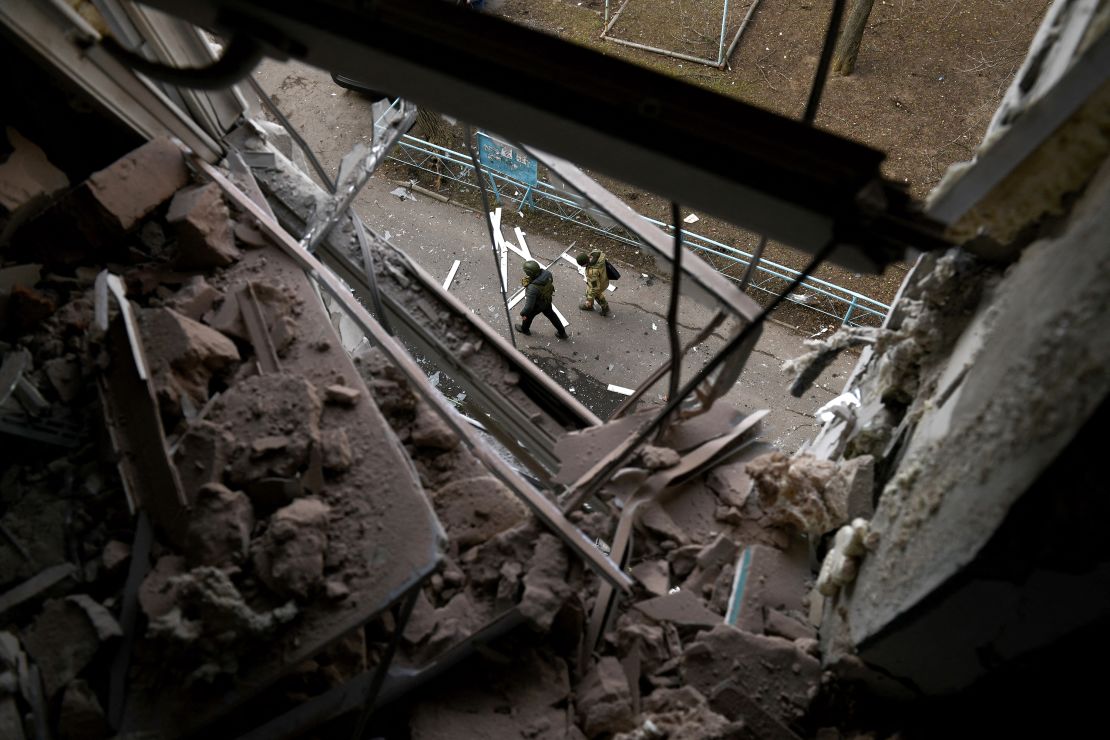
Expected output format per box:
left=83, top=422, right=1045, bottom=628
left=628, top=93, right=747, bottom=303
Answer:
left=0, top=0, right=1108, bottom=738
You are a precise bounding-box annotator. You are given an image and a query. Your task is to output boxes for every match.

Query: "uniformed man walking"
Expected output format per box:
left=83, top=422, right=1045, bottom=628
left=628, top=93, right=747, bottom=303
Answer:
left=516, top=260, right=568, bottom=339
left=576, top=250, right=610, bottom=316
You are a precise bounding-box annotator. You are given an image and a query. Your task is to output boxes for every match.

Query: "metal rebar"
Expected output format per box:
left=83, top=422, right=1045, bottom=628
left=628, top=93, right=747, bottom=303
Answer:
left=602, top=34, right=722, bottom=67
left=354, top=215, right=395, bottom=336
left=561, top=240, right=837, bottom=512
left=663, top=204, right=684, bottom=424
left=717, top=0, right=730, bottom=66
left=464, top=125, right=517, bottom=348
left=803, top=0, right=845, bottom=124
left=602, top=0, right=631, bottom=37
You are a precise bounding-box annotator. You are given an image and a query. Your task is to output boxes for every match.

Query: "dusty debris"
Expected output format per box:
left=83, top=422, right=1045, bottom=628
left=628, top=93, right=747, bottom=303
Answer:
left=817, top=519, right=875, bottom=598
left=0, top=126, right=69, bottom=213
left=634, top=589, right=721, bottom=628
left=138, top=554, right=187, bottom=620
left=167, top=183, right=241, bottom=269
left=139, top=306, right=240, bottom=418
left=173, top=420, right=233, bottom=504
left=21, top=598, right=114, bottom=697
left=166, top=276, right=221, bottom=320
left=58, top=678, right=109, bottom=740
left=630, top=560, right=670, bottom=597
left=520, top=533, right=572, bottom=631
left=42, top=356, right=81, bottom=402
left=430, top=476, right=528, bottom=548
left=101, top=540, right=130, bottom=574
left=253, top=497, right=331, bottom=601
left=185, top=483, right=254, bottom=567
left=323, top=383, right=361, bottom=407
left=683, top=624, right=820, bottom=725
left=726, top=543, right=810, bottom=636
left=0, top=563, right=77, bottom=620
left=824, top=455, right=876, bottom=522
left=409, top=398, right=459, bottom=449
left=89, top=136, right=189, bottom=232
left=745, top=452, right=844, bottom=535
left=640, top=445, right=681, bottom=470
left=321, top=427, right=354, bottom=474
left=613, top=685, right=737, bottom=740
left=577, top=656, right=636, bottom=738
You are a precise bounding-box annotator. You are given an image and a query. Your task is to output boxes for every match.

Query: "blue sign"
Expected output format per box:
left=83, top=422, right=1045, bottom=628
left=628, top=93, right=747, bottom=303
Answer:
left=477, top=132, right=536, bottom=209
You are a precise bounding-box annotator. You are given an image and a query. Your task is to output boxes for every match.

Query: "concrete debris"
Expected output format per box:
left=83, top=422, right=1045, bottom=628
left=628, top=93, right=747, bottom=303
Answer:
left=5, top=284, right=56, bottom=337
left=725, top=543, right=810, bottom=636
left=253, top=498, right=332, bottom=601
left=185, top=483, right=254, bottom=567
left=217, top=373, right=322, bottom=486
left=166, top=276, right=221, bottom=321
left=613, top=685, right=737, bottom=740
left=634, top=589, right=721, bottom=628
left=0, top=563, right=77, bottom=620
left=683, top=625, right=820, bottom=724
left=431, top=476, right=528, bottom=548
left=148, top=567, right=297, bottom=683
left=139, top=306, right=240, bottom=418
left=817, top=518, right=874, bottom=597
left=138, top=554, right=187, bottom=620
left=323, top=382, right=361, bottom=406
left=87, top=136, right=189, bottom=232
left=520, top=533, right=572, bottom=631
left=21, top=598, right=111, bottom=697
left=173, top=420, right=233, bottom=504
left=577, top=656, right=636, bottom=738
left=321, top=427, right=354, bottom=474
left=101, top=540, right=130, bottom=574
left=630, top=560, right=670, bottom=597
left=167, top=183, right=242, bottom=268
left=43, top=356, right=81, bottom=402
left=824, top=455, right=875, bottom=522
left=58, top=678, right=109, bottom=740
left=410, top=398, right=459, bottom=449
left=65, top=594, right=122, bottom=642
left=745, top=452, right=843, bottom=535
left=640, top=445, right=681, bottom=470
left=639, top=502, right=689, bottom=545
left=0, top=127, right=69, bottom=213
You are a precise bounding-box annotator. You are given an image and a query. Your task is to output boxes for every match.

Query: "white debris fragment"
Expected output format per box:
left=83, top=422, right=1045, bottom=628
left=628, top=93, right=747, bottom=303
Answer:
left=683, top=213, right=699, bottom=224
left=817, top=518, right=873, bottom=597
left=607, top=384, right=635, bottom=396
left=652, top=323, right=658, bottom=330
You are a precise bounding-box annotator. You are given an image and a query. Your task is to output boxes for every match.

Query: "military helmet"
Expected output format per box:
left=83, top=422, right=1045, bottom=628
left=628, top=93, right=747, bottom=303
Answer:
left=522, top=260, right=542, bottom=278
left=575, top=252, right=589, bottom=266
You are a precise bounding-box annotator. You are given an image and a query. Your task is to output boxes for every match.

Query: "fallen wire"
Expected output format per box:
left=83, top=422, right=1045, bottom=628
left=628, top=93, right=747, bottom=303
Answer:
left=464, top=124, right=518, bottom=348
left=802, top=0, right=845, bottom=125
left=563, top=239, right=838, bottom=509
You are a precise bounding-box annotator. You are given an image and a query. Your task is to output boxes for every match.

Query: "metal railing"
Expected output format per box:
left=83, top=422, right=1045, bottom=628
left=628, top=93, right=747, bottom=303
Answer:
left=374, top=104, right=889, bottom=327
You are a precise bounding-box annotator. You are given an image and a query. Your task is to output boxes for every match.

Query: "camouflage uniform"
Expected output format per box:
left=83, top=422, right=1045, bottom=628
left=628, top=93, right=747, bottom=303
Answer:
left=577, top=250, right=610, bottom=315
left=516, top=260, right=566, bottom=338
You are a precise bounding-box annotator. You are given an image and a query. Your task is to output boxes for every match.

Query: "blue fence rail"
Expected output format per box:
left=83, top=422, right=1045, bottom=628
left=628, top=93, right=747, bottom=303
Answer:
left=373, top=106, right=890, bottom=327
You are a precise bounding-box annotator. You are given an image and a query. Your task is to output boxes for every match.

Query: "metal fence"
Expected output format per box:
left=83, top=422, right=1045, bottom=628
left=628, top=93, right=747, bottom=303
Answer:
left=374, top=105, right=890, bottom=327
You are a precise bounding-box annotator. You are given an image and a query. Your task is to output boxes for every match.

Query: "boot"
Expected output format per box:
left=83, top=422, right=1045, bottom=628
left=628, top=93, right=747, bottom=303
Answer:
left=579, top=301, right=594, bottom=311
left=515, top=323, right=531, bottom=335
left=600, top=304, right=611, bottom=316
left=556, top=329, right=569, bottom=340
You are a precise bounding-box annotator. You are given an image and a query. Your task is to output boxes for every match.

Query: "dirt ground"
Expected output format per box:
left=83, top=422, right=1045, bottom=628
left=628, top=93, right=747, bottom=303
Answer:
left=485, top=0, right=1050, bottom=305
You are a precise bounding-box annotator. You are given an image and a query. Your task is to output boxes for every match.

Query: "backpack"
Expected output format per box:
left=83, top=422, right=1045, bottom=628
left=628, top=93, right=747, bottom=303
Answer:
left=605, top=261, right=621, bottom=280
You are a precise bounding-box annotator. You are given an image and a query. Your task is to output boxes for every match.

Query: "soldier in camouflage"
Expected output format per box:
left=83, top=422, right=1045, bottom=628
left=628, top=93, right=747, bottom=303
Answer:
left=515, top=260, right=567, bottom=339
left=576, top=250, right=610, bottom=316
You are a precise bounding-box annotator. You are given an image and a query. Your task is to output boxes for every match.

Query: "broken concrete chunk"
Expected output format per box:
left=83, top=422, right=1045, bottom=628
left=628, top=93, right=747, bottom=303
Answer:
left=233, top=215, right=269, bottom=247
left=321, top=427, right=354, bottom=474
left=20, top=598, right=105, bottom=697
left=139, top=307, right=241, bottom=419
left=402, top=589, right=437, bottom=646
left=409, top=400, right=459, bottom=450
left=520, top=534, right=572, bottom=632
left=430, top=476, right=528, bottom=549
left=683, top=625, right=819, bottom=724
left=0, top=127, right=69, bottom=212
left=745, top=452, right=840, bottom=535
left=422, top=590, right=484, bottom=657
left=668, top=544, right=702, bottom=580
left=765, top=609, right=817, bottom=642
left=324, top=383, right=361, bottom=407
left=58, top=679, right=109, bottom=740
left=185, top=483, right=254, bottom=567
left=6, top=284, right=56, bottom=337
left=824, top=454, right=875, bottom=522
left=616, top=619, right=671, bottom=676
left=576, top=656, right=635, bottom=738
left=697, top=534, right=739, bottom=573
left=639, top=502, right=688, bottom=545
left=634, top=589, right=721, bottom=629
left=87, top=136, right=189, bottom=232
left=630, top=560, right=670, bottom=597
left=613, top=685, right=735, bottom=740
left=167, top=183, right=241, bottom=268
left=217, top=374, right=323, bottom=486
left=725, top=543, right=809, bottom=635
left=138, top=554, right=187, bottom=620
left=166, top=276, right=221, bottom=321
left=42, top=356, right=81, bottom=403
left=101, top=540, right=130, bottom=574
left=251, top=435, right=289, bottom=456
left=65, top=594, right=122, bottom=641
left=173, top=420, right=232, bottom=505
left=640, top=445, right=681, bottom=470
left=324, top=579, right=350, bottom=601
left=253, top=498, right=331, bottom=601
left=708, top=682, right=801, bottom=740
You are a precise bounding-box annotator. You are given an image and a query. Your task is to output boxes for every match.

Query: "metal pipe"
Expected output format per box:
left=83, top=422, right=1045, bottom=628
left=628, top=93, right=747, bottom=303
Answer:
left=464, top=125, right=518, bottom=349
left=602, top=34, right=722, bottom=67
left=723, top=0, right=763, bottom=66
left=601, top=0, right=631, bottom=37
left=717, top=0, right=730, bottom=66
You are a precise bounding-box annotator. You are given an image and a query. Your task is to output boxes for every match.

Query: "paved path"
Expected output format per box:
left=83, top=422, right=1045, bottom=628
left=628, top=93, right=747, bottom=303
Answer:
left=251, top=61, right=858, bottom=452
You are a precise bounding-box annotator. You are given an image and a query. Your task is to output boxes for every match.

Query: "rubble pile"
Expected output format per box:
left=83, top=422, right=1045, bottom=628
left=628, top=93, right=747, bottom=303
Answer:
left=2, top=132, right=896, bottom=739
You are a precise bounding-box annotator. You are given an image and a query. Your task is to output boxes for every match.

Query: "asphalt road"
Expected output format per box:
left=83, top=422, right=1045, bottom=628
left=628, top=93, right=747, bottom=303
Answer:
left=250, top=60, right=858, bottom=453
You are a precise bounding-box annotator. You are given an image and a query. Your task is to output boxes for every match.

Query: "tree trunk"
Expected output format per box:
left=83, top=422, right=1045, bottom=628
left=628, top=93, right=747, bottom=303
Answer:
left=831, top=0, right=876, bottom=77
